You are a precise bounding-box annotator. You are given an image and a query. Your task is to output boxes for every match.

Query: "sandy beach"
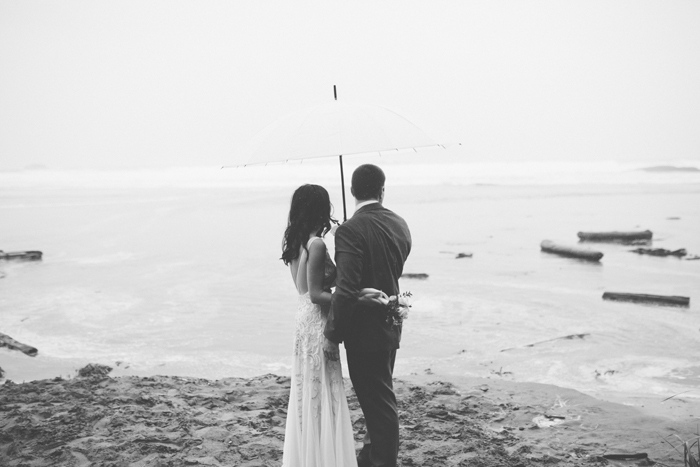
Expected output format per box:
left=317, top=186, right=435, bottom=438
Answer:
left=1, top=364, right=698, bottom=467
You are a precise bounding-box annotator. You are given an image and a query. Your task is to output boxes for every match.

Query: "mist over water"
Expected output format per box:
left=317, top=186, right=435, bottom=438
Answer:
left=3, top=154, right=700, bottom=189
left=1, top=160, right=699, bottom=407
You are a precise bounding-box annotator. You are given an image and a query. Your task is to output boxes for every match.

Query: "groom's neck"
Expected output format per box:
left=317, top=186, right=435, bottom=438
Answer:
left=355, top=199, right=380, bottom=209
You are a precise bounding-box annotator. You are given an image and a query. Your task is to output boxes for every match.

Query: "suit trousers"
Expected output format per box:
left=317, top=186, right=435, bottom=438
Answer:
left=346, top=348, right=398, bottom=467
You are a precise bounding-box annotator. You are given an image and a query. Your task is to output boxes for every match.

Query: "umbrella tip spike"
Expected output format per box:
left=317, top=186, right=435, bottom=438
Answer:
left=333, top=85, right=337, bottom=101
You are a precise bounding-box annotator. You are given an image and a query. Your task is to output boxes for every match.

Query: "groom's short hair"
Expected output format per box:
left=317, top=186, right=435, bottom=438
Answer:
left=352, top=164, right=385, bottom=201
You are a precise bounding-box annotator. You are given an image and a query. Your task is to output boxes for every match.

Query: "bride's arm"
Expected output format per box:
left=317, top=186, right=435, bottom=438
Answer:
left=307, top=239, right=332, bottom=308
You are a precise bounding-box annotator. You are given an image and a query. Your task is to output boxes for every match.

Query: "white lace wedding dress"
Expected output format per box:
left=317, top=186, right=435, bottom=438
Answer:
left=282, top=237, right=358, bottom=467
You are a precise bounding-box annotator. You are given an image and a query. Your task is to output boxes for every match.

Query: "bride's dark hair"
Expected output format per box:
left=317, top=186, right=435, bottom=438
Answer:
left=281, top=184, right=337, bottom=265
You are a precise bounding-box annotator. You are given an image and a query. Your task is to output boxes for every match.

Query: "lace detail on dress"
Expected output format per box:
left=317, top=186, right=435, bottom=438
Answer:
left=283, top=295, right=356, bottom=466
left=293, top=293, right=339, bottom=424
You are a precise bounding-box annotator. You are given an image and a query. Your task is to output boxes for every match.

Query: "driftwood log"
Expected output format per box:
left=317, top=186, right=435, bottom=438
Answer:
left=540, top=240, right=603, bottom=261
left=0, top=250, right=43, bottom=261
left=401, top=273, right=429, bottom=280
left=630, top=247, right=686, bottom=257
left=439, top=251, right=473, bottom=259
left=602, top=292, right=690, bottom=307
left=577, top=230, right=652, bottom=243
left=0, top=332, right=38, bottom=356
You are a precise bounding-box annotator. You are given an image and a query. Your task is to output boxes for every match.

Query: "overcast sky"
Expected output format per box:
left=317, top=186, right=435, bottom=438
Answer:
left=1, top=1, right=699, bottom=170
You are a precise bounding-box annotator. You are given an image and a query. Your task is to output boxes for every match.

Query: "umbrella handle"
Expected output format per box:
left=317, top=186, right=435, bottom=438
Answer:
left=339, top=155, right=347, bottom=222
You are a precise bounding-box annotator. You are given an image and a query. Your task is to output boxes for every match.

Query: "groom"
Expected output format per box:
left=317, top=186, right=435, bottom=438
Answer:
left=324, top=164, right=412, bottom=467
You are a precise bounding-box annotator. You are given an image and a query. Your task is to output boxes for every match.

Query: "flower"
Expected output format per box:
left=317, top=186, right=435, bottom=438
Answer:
left=386, top=291, right=412, bottom=328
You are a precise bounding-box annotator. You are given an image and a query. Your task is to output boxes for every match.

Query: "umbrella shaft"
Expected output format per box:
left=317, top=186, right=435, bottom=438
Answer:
left=339, top=155, right=347, bottom=222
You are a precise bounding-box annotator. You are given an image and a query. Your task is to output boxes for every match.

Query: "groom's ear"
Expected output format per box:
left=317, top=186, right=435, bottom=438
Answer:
left=350, top=187, right=355, bottom=198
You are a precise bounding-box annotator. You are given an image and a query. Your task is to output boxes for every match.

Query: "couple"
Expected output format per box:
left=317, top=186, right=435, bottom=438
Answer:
left=280, top=164, right=412, bottom=467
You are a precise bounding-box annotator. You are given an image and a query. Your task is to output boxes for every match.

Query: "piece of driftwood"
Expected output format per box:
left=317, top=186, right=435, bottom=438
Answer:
left=0, top=250, right=43, bottom=261
left=577, top=230, right=652, bottom=243
left=501, top=333, right=590, bottom=352
left=540, top=240, right=603, bottom=261
left=630, top=247, right=686, bottom=257
left=401, top=273, right=429, bottom=280
left=439, top=251, right=473, bottom=259
left=0, top=332, right=38, bottom=356
left=602, top=292, right=690, bottom=307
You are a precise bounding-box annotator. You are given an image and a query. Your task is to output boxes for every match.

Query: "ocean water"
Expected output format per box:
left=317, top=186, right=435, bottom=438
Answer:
left=1, top=158, right=699, bottom=407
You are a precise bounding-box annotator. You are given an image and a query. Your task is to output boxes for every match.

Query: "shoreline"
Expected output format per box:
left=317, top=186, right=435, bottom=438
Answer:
left=2, top=348, right=699, bottom=422
left=3, top=346, right=699, bottom=421
left=1, top=366, right=698, bottom=466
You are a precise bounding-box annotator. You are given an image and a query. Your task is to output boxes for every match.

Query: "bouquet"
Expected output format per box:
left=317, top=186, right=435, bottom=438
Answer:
left=358, top=288, right=413, bottom=328
left=385, top=291, right=412, bottom=328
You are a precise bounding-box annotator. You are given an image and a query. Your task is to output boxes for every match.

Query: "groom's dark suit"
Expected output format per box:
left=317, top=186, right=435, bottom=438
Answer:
left=325, top=202, right=411, bottom=467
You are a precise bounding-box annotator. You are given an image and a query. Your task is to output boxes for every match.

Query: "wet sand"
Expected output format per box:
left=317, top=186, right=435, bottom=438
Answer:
left=1, top=366, right=698, bottom=466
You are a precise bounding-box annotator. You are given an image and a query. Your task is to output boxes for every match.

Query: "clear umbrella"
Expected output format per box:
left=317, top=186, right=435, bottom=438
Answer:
left=229, top=86, right=440, bottom=221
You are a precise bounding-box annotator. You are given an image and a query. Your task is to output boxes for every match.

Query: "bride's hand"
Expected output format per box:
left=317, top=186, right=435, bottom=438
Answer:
left=358, top=288, right=390, bottom=306
left=323, top=339, right=340, bottom=362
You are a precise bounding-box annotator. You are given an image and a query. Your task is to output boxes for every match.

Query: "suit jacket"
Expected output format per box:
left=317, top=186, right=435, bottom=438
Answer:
left=324, top=203, right=412, bottom=352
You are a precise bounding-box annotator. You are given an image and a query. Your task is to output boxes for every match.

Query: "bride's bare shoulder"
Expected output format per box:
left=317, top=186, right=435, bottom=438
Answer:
left=307, top=237, right=326, bottom=253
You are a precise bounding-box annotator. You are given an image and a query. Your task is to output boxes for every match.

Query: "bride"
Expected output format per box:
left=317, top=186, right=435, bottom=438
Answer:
left=281, top=184, right=383, bottom=467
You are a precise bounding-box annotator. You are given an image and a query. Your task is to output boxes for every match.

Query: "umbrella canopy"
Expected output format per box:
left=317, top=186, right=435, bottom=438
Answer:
left=232, top=94, right=440, bottom=220
left=241, top=100, right=437, bottom=166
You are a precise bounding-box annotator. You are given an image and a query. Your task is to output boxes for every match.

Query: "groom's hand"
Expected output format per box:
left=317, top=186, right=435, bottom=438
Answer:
left=323, top=339, right=340, bottom=362
left=358, top=288, right=390, bottom=306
